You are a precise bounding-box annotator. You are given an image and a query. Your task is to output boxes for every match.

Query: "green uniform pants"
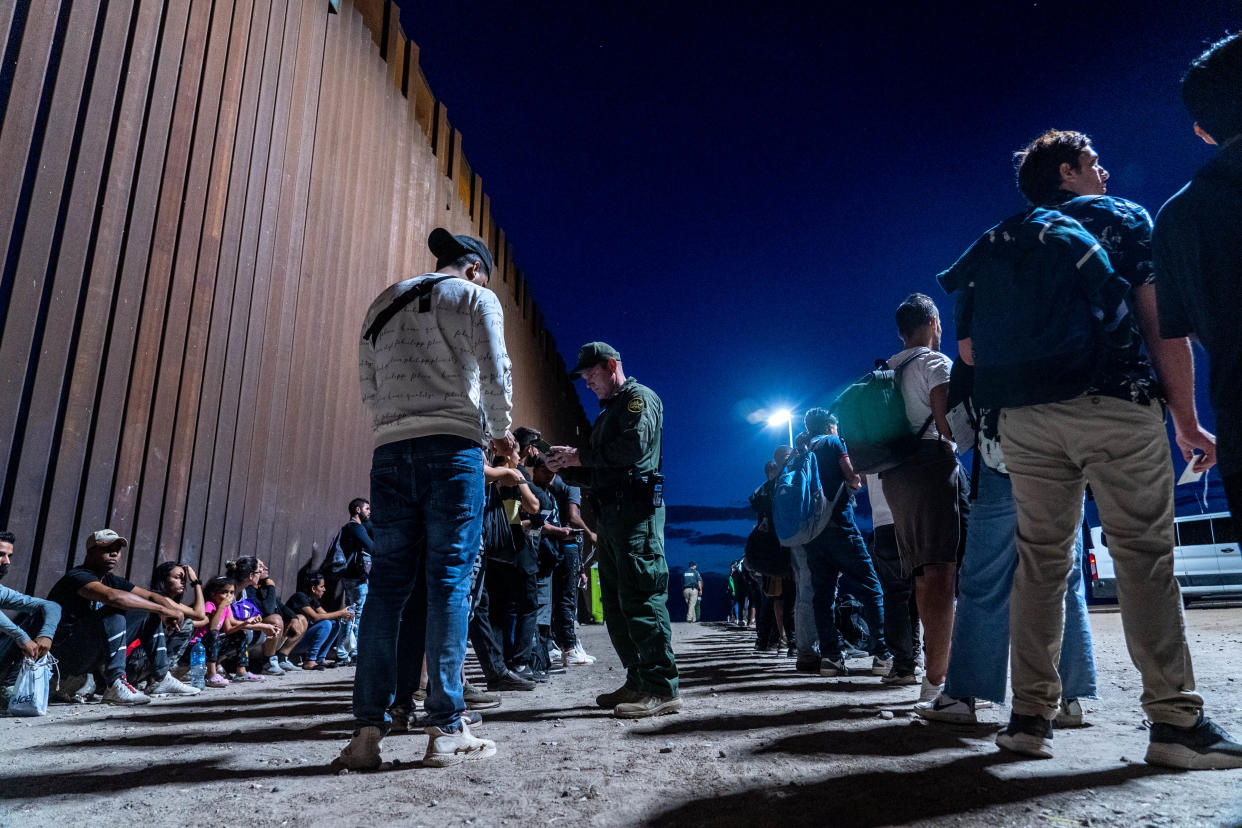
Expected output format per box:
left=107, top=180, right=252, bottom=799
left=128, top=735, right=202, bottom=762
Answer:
left=595, top=501, right=679, bottom=698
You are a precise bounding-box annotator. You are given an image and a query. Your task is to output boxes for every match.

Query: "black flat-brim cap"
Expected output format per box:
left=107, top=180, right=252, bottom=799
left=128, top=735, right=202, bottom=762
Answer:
left=570, top=341, right=621, bottom=378
left=428, top=227, right=494, bottom=274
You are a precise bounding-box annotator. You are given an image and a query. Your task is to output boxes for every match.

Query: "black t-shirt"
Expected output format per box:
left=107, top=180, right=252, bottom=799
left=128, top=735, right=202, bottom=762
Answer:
left=1155, top=143, right=1242, bottom=477
left=683, top=569, right=701, bottom=590
left=48, top=567, right=136, bottom=628
left=285, top=591, right=322, bottom=616
left=249, top=583, right=284, bottom=618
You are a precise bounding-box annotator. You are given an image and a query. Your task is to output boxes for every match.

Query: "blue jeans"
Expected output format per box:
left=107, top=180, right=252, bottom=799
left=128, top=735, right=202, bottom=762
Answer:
left=804, top=523, right=891, bottom=662
left=352, top=435, right=485, bottom=733
left=292, top=619, right=343, bottom=663
left=789, top=545, right=819, bottom=658
left=944, top=465, right=1097, bottom=704
left=336, top=579, right=368, bottom=658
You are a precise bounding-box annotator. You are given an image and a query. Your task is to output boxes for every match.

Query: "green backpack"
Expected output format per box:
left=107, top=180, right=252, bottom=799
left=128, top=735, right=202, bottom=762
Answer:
left=831, top=351, right=932, bottom=474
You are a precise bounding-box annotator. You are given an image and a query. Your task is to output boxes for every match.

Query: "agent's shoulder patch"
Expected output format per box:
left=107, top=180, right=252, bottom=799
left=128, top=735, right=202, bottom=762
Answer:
left=627, top=397, right=645, bottom=414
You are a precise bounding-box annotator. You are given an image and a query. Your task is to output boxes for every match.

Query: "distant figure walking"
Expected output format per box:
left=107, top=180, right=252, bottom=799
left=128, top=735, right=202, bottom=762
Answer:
left=682, top=562, right=703, bottom=622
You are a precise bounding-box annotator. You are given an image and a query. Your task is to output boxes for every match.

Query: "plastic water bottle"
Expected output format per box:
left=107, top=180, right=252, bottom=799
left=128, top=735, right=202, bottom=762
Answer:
left=189, top=641, right=207, bottom=689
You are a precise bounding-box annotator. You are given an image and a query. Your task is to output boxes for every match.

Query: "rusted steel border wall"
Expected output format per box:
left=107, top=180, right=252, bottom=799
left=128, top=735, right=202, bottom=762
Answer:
left=0, top=0, right=589, bottom=595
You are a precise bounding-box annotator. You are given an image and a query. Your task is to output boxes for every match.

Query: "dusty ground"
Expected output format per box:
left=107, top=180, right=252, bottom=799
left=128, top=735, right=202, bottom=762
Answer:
left=2, top=607, right=1241, bottom=828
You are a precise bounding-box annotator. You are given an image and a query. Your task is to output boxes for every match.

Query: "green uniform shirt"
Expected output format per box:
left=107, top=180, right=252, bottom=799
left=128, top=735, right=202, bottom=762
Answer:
left=563, top=377, right=662, bottom=491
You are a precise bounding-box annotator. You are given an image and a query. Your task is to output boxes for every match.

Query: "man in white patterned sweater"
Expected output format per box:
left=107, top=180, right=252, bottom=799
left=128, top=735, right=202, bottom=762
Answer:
left=337, top=228, right=515, bottom=770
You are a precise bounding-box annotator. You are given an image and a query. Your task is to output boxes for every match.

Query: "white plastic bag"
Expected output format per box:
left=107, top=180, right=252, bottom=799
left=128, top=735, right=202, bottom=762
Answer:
left=8, top=654, right=55, bottom=717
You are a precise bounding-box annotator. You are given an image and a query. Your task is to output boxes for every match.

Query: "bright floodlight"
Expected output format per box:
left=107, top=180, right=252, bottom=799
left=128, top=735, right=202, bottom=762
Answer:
left=767, top=409, right=792, bottom=428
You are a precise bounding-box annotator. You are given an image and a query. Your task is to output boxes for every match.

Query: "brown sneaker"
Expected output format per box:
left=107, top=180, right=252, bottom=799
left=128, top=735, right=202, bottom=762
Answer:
left=463, top=681, right=502, bottom=710
left=614, top=694, right=683, bottom=719
left=332, top=726, right=384, bottom=771
left=595, top=685, right=646, bottom=709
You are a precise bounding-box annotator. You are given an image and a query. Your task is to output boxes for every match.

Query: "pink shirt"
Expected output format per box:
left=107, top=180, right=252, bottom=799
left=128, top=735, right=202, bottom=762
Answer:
left=190, top=600, right=228, bottom=643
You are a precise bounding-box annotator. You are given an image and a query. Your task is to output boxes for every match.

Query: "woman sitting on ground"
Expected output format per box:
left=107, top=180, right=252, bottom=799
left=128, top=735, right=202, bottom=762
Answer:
left=280, top=573, right=352, bottom=670
left=144, top=562, right=209, bottom=672
left=250, top=558, right=305, bottom=675
left=220, top=562, right=280, bottom=681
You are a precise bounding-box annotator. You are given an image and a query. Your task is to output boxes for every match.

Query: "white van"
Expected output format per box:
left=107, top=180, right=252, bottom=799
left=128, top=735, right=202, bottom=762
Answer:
left=1087, top=511, right=1240, bottom=603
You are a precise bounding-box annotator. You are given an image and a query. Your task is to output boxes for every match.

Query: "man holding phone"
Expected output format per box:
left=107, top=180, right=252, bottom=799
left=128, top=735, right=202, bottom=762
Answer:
left=546, top=342, right=680, bottom=718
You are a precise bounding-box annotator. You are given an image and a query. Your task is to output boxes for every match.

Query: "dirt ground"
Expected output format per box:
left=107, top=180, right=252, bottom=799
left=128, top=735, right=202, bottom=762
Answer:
left=2, top=607, right=1241, bottom=828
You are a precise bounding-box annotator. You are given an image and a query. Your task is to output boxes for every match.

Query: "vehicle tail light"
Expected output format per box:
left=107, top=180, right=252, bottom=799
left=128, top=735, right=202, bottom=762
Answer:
left=1088, top=552, right=1098, bottom=581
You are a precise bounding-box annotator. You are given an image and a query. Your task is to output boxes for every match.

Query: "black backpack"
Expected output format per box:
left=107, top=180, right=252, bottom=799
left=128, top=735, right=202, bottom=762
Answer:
left=325, top=530, right=348, bottom=576
left=939, top=206, right=1124, bottom=409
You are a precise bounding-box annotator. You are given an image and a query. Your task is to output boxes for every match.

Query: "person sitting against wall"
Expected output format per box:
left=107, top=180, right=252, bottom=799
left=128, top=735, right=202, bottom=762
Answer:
left=251, top=558, right=305, bottom=675
left=280, top=573, right=352, bottom=670
left=48, top=529, right=200, bottom=705
left=224, top=557, right=279, bottom=679
left=194, top=575, right=278, bottom=684
left=124, top=561, right=211, bottom=688
left=0, top=530, right=62, bottom=703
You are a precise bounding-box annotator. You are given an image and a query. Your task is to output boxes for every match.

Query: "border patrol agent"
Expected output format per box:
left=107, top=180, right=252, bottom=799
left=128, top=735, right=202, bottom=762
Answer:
left=546, top=342, right=681, bottom=718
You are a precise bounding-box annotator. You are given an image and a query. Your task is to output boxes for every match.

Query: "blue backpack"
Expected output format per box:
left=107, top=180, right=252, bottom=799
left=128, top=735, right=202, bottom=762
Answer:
left=771, top=438, right=836, bottom=546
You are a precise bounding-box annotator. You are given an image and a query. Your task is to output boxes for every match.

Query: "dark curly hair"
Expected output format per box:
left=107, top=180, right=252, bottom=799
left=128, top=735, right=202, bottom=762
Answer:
left=1014, top=129, right=1092, bottom=206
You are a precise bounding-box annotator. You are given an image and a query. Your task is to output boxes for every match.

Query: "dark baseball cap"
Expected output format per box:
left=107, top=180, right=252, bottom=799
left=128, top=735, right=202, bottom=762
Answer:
left=428, top=227, right=494, bottom=274
left=513, top=426, right=551, bottom=453
left=569, top=341, right=621, bottom=378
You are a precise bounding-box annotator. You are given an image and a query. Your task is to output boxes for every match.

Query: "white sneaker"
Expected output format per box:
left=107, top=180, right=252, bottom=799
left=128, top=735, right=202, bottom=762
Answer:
left=1054, top=698, right=1084, bottom=727
left=871, top=656, right=893, bottom=677
left=915, top=692, right=978, bottom=724
left=52, top=673, right=95, bottom=703
left=333, top=726, right=384, bottom=771
left=918, top=677, right=942, bottom=703
left=278, top=657, right=301, bottom=671
left=423, top=722, right=497, bottom=767
left=148, top=673, right=201, bottom=696
left=563, top=644, right=596, bottom=666
left=103, top=676, right=151, bottom=705
left=548, top=647, right=563, bottom=663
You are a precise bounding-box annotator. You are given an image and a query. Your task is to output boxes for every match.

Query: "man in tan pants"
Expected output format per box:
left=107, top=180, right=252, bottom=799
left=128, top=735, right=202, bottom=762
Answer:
left=939, top=130, right=1242, bottom=769
left=682, top=562, right=702, bottom=623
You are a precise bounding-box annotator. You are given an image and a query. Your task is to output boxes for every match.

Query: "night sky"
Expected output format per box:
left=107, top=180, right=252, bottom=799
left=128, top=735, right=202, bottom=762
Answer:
left=396, top=0, right=1238, bottom=508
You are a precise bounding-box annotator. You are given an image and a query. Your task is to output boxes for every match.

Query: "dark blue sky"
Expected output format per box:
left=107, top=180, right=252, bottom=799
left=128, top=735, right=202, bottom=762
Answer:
left=397, top=0, right=1237, bottom=507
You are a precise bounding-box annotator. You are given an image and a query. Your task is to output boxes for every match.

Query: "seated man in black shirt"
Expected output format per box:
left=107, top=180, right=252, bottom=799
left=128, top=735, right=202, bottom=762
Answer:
left=49, top=529, right=199, bottom=705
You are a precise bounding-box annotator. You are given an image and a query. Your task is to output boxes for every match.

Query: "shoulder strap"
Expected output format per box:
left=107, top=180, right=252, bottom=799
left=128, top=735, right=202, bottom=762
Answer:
left=892, top=347, right=930, bottom=375
left=363, top=275, right=456, bottom=347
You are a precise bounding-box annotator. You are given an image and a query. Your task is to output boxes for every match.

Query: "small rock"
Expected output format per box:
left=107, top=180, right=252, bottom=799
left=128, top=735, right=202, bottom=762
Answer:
left=878, top=710, right=894, bottom=720
left=718, top=750, right=726, bottom=758
left=271, top=787, right=281, bottom=794
left=337, top=769, right=349, bottom=776
left=659, top=746, right=673, bottom=754
left=429, top=800, right=438, bottom=807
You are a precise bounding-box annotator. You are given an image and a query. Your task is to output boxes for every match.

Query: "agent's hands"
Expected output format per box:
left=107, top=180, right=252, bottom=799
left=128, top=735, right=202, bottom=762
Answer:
left=545, top=446, right=580, bottom=471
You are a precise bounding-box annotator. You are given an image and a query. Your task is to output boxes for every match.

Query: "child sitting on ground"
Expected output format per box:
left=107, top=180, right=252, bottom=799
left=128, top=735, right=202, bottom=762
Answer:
left=194, top=577, right=277, bottom=686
